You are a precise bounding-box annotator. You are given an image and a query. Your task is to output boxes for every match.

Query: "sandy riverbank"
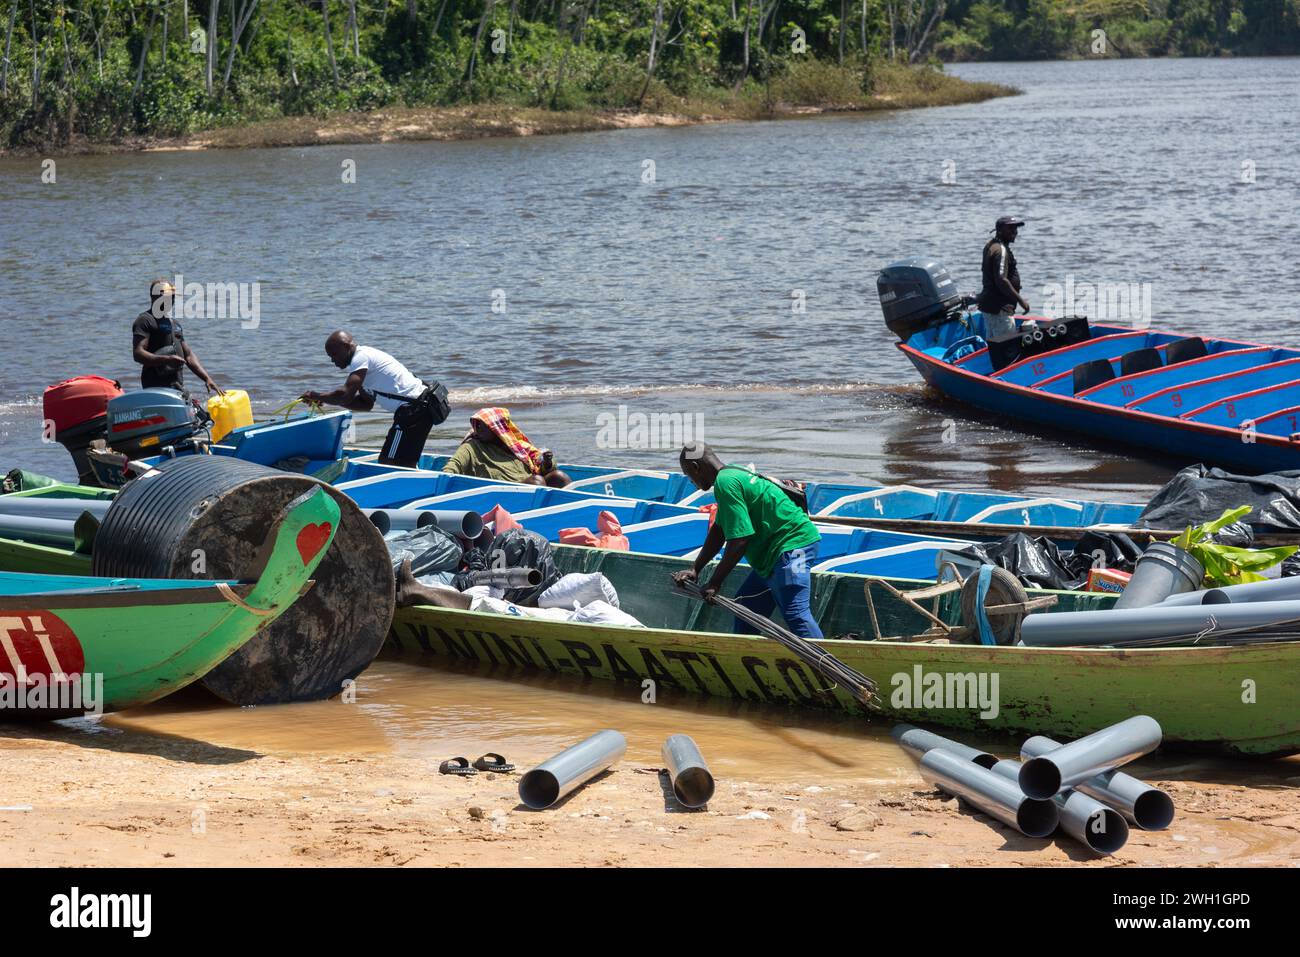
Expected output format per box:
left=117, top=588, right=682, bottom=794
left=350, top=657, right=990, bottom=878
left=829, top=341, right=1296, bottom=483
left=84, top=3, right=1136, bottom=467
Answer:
left=3, top=657, right=1297, bottom=868
left=2, top=70, right=1016, bottom=158
left=3, top=730, right=1299, bottom=867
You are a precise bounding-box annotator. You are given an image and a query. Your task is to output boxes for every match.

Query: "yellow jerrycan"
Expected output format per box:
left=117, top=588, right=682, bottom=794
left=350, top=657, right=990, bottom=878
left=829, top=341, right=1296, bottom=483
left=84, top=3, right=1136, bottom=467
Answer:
left=206, top=389, right=254, bottom=442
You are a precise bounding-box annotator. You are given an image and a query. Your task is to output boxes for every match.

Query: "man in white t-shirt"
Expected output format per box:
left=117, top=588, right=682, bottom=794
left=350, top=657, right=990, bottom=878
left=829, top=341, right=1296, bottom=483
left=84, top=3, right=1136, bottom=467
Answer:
left=301, top=330, right=446, bottom=466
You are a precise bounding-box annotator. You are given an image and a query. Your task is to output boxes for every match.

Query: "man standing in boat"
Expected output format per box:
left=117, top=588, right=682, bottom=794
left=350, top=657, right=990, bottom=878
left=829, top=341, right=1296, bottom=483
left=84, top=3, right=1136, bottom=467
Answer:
left=300, top=331, right=449, bottom=467
left=132, top=279, right=223, bottom=396
left=978, top=216, right=1031, bottom=340
left=670, top=442, right=823, bottom=639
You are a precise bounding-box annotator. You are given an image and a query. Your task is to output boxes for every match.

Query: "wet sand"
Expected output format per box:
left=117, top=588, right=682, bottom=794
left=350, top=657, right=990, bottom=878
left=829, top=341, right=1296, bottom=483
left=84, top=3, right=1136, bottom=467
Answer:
left=2, top=660, right=1298, bottom=867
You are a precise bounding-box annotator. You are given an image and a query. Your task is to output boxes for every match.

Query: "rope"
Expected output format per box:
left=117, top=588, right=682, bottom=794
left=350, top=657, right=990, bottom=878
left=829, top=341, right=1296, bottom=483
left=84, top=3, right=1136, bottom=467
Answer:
left=974, top=564, right=997, bottom=646
left=269, top=398, right=324, bottom=422
left=676, top=581, right=882, bottom=712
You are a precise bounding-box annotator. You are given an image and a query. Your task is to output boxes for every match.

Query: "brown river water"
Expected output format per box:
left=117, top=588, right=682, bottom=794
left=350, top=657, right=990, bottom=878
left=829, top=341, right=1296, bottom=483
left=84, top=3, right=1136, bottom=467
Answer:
left=73, top=658, right=1295, bottom=790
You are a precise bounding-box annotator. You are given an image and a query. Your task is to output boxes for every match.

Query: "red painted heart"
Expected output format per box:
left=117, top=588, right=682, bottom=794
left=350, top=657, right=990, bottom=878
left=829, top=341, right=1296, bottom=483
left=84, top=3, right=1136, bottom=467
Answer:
left=295, top=522, right=333, bottom=566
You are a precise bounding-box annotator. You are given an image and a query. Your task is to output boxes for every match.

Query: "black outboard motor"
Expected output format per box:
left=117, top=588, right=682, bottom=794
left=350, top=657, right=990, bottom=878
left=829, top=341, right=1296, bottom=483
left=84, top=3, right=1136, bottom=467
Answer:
left=877, top=258, right=969, bottom=340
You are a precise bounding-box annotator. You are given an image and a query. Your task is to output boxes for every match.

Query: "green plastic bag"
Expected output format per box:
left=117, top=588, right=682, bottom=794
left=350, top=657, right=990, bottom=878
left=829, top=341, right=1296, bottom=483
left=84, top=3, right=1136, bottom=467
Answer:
left=1, top=469, right=62, bottom=494
left=1169, top=505, right=1298, bottom=587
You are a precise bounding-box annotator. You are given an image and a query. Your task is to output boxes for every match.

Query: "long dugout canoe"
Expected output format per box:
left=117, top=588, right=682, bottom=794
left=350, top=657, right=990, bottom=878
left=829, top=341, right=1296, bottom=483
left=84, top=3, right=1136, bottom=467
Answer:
left=384, top=545, right=1300, bottom=757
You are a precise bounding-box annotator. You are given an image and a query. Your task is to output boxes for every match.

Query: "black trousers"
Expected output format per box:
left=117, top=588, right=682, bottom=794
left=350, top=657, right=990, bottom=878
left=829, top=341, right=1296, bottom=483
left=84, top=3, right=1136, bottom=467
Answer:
left=379, top=400, right=436, bottom=467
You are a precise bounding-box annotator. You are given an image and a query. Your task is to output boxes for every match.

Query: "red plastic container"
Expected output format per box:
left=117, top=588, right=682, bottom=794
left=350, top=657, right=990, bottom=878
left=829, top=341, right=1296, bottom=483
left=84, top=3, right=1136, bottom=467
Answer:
left=43, top=375, right=123, bottom=432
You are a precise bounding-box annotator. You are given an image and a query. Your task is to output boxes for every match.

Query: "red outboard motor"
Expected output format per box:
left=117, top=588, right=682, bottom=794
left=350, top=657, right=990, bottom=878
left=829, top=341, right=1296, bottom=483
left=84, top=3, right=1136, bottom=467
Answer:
left=43, top=375, right=124, bottom=485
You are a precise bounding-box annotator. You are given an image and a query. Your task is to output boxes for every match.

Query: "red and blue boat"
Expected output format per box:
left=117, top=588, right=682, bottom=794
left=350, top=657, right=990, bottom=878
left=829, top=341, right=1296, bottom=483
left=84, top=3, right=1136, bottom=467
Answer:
left=880, top=258, right=1300, bottom=474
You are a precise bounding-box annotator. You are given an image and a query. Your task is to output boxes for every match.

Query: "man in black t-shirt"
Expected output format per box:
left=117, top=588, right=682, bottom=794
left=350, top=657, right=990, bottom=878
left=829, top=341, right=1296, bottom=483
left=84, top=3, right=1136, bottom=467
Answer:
left=977, top=216, right=1031, bottom=341
left=131, top=279, right=222, bottom=394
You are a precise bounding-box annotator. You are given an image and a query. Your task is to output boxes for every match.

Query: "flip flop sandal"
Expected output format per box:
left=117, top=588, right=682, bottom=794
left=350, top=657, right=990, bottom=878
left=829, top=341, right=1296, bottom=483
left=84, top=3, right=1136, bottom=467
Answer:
left=439, top=757, right=478, bottom=776
left=472, top=753, right=516, bottom=773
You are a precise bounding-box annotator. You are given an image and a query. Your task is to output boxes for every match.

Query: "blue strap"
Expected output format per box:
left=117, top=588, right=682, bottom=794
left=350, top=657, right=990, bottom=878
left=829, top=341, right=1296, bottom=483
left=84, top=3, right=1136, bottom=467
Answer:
left=974, top=564, right=997, bottom=646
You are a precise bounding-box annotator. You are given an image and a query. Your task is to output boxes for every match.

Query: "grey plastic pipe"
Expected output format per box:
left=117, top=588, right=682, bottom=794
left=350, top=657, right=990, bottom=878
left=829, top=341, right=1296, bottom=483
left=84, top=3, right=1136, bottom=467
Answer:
left=989, top=759, right=1129, bottom=854
left=1155, top=575, right=1300, bottom=607
left=365, top=508, right=484, bottom=539
left=918, top=748, right=1059, bottom=838
left=662, top=734, right=715, bottom=809
left=1019, top=599, right=1300, bottom=646
left=1021, top=735, right=1174, bottom=830
left=891, top=724, right=998, bottom=769
left=0, top=514, right=79, bottom=547
left=0, top=497, right=112, bottom=520
left=519, top=730, right=627, bottom=810
left=1017, top=716, right=1161, bottom=800
left=464, top=567, right=542, bottom=588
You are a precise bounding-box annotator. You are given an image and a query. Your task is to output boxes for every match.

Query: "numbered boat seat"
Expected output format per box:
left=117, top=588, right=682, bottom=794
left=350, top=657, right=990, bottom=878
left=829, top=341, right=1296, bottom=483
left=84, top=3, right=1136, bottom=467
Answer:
left=1119, top=347, right=1163, bottom=377
left=1165, top=336, right=1208, bottom=365
left=1073, top=358, right=1117, bottom=395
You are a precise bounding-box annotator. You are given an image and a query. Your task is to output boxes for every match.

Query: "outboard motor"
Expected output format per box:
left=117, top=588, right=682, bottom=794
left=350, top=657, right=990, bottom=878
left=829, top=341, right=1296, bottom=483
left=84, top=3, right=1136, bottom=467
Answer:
left=43, top=375, right=125, bottom=485
left=877, top=258, right=968, bottom=340
left=86, top=389, right=212, bottom=487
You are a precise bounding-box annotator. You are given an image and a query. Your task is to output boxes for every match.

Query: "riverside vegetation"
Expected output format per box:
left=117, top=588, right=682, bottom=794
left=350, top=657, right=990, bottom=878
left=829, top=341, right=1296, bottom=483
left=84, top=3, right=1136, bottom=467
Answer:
left=0, top=0, right=1292, bottom=152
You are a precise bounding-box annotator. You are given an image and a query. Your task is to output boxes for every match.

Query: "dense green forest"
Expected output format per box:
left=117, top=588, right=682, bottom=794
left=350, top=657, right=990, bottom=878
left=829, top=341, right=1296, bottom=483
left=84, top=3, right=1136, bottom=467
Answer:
left=1, top=0, right=1295, bottom=149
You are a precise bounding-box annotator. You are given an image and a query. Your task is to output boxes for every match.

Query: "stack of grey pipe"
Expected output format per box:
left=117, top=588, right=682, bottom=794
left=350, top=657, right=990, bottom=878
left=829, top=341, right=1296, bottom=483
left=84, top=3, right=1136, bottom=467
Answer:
left=518, top=731, right=715, bottom=810
left=895, top=715, right=1174, bottom=856
left=1020, top=575, right=1300, bottom=647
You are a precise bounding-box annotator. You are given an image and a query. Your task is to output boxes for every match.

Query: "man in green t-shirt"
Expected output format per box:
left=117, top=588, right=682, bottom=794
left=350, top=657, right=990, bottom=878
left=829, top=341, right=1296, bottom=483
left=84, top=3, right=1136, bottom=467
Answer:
left=670, top=442, right=823, bottom=638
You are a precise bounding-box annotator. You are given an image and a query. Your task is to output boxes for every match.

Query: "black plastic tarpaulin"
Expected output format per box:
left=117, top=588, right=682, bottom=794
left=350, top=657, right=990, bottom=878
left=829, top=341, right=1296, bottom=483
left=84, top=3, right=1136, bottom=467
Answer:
left=455, top=528, right=560, bottom=606
left=1137, top=465, right=1300, bottom=534
left=957, top=530, right=1142, bottom=591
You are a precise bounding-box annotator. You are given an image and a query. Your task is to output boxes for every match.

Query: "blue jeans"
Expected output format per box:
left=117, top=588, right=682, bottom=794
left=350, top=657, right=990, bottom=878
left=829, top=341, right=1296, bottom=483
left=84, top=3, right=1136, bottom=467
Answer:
left=732, top=542, right=823, bottom=639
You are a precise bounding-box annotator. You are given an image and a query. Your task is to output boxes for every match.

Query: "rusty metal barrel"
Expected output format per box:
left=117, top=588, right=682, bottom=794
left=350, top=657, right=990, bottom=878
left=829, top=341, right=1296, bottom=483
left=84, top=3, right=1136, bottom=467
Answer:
left=92, top=455, right=394, bottom=705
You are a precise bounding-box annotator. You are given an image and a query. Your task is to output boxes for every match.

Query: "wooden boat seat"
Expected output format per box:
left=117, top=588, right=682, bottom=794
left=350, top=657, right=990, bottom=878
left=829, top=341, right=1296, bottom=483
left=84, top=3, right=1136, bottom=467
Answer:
left=1119, top=347, right=1163, bottom=377
left=1165, top=336, right=1209, bottom=365
left=1072, top=358, right=1117, bottom=394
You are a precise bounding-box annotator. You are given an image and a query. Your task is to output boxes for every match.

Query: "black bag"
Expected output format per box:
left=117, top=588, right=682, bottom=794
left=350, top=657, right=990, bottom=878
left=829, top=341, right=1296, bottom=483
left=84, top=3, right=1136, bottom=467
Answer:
left=720, top=466, right=809, bottom=513
left=454, top=528, right=560, bottom=606
left=419, top=381, right=451, bottom=425
left=371, top=379, right=451, bottom=426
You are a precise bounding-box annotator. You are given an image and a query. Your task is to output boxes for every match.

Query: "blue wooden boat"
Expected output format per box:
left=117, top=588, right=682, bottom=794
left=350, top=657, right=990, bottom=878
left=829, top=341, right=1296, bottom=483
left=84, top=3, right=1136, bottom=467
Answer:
left=335, top=451, right=1145, bottom=529
left=335, top=466, right=974, bottom=579
left=897, top=320, right=1300, bottom=473
left=877, top=256, right=1300, bottom=474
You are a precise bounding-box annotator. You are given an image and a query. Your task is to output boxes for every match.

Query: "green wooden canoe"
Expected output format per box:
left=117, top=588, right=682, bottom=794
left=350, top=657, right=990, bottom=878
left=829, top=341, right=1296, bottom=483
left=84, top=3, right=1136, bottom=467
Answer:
left=0, top=486, right=339, bottom=715
left=385, top=546, right=1300, bottom=758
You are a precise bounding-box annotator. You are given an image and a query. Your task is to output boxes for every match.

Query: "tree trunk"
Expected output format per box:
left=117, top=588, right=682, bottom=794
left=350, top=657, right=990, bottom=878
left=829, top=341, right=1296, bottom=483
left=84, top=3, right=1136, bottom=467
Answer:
left=346, top=0, right=358, bottom=57
left=30, top=0, right=43, bottom=107
left=507, top=0, right=517, bottom=47
left=132, top=6, right=157, bottom=99
left=432, top=0, right=449, bottom=35
left=465, top=0, right=494, bottom=84
left=205, top=0, right=217, bottom=93
left=637, top=0, right=663, bottom=104
left=287, top=23, right=297, bottom=86
left=909, top=0, right=943, bottom=61
left=860, top=0, right=867, bottom=53
left=1, top=1, right=16, bottom=95
left=887, top=0, right=895, bottom=59
left=735, top=0, right=752, bottom=89
left=162, top=2, right=168, bottom=66
left=838, top=0, right=845, bottom=64
left=222, top=0, right=258, bottom=91
left=321, top=0, right=338, bottom=82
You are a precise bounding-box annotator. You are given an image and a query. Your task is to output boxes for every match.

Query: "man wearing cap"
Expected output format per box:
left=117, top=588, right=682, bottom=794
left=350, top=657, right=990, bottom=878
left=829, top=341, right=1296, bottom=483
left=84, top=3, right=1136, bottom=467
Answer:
left=977, top=216, right=1031, bottom=340
left=301, top=330, right=445, bottom=468
left=132, top=279, right=223, bottom=395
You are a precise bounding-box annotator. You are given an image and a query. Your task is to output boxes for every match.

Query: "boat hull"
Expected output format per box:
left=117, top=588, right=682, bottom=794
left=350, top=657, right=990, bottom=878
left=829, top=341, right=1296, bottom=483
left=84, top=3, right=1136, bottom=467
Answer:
left=387, top=605, right=1300, bottom=757
left=902, top=344, right=1300, bottom=474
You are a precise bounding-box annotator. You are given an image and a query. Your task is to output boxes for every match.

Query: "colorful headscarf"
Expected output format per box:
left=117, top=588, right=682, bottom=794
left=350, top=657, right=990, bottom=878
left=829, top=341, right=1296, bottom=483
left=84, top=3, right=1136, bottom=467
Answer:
left=467, top=407, right=548, bottom=475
